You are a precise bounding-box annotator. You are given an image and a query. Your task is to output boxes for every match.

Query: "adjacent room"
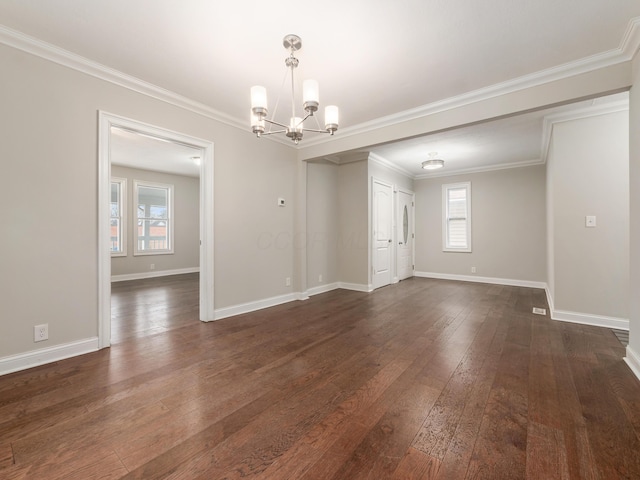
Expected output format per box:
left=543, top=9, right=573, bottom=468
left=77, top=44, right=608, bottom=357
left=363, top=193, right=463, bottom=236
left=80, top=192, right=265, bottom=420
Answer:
left=1, top=2, right=639, bottom=478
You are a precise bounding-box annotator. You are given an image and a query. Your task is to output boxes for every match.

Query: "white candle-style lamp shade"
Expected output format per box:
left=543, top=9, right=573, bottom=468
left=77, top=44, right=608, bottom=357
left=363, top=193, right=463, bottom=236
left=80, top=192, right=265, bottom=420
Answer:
left=325, top=105, right=339, bottom=133
left=251, top=86, right=268, bottom=117
left=289, top=117, right=304, bottom=132
left=303, top=79, right=319, bottom=113
left=251, top=111, right=265, bottom=136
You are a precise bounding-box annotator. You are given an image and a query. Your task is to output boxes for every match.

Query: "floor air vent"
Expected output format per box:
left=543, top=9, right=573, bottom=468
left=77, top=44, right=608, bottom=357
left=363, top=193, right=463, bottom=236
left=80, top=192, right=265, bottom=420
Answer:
left=532, top=307, right=547, bottom=315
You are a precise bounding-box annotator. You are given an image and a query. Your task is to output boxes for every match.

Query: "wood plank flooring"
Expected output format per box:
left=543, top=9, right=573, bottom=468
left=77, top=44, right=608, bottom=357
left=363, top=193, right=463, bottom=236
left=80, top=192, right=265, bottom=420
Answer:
left=1, top=275, right=639, bottom=479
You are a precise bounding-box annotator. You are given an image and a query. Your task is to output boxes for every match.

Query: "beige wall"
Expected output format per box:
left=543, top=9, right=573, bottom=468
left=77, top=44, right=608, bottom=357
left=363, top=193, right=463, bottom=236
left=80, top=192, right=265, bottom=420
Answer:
left=547, top=110, right=629, bottom=319
left=306, top=161, right=340, bottom=289
left=629, top=52, right=640, bottom=356
left=0, top=43, right=296, bottom=358
left=337, top=160, right=369, bottom=286
left=110, top=166, right=199, bottom=277
left=415, top=165, right=547, bottom=282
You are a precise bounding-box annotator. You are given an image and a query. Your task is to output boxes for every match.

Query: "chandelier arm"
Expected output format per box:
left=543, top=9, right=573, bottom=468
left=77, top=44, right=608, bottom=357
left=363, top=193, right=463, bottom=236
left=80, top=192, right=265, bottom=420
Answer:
left=302, top=128, right=332, bottom=134
left=264, top=118, right=290, bottom=129
left=259, top=129, right=287, bottom=136
left=294, top=112, right=312, bottom=128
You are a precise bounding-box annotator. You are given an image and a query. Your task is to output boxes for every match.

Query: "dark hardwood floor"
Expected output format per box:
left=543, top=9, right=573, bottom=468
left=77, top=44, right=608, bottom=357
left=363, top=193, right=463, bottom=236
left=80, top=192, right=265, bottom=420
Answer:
left=1, top=275, right=639, bottom=479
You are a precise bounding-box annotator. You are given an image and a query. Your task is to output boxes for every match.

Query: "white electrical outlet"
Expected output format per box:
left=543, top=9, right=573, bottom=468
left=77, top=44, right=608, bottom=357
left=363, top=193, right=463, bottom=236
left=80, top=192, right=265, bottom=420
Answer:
left=285, top=277, right=291, bottom=287
left=319, top=274, right=323, bottom=283
left=34, top=324, right=48, bottom=342
left=471, top=267, right=477, bottom=273
left=150, top=264, right=155, bottom=270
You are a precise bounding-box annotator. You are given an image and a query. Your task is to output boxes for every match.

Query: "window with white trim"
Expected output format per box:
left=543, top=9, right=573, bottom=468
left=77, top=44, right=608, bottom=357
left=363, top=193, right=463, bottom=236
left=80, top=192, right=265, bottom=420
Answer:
left=110, top=177, right=126, bottom=256
left=134, top=180, right=174, bottom=255
left=443, top=182, right=471, bottom=252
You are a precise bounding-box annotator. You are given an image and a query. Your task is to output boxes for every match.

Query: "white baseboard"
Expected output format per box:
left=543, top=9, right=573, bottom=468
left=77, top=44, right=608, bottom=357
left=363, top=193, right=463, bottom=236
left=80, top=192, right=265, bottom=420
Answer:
left=625, top=345, right=640, bottom=382
left=338, top=282, right=374, bottom=293
left=545, top=285, right=629, bottom=330
left=214, top=292, right=306, bottom=321
left=0, top=337, right=99, bottom=376
left=111, top=267, right=199, bottom=282
left=307, top=283, right=340, bottom=297
left=552, top=309, right=629, bottom=330
left=414, top=271, right=547, bottom=289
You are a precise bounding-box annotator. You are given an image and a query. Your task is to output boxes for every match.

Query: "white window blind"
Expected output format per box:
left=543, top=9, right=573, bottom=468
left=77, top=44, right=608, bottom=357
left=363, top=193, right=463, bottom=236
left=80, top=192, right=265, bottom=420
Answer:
left=443, top=182, right=471, bottom=252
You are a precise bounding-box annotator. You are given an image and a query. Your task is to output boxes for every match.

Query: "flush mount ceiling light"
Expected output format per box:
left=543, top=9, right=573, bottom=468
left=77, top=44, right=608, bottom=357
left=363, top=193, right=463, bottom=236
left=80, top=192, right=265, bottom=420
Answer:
left=422, top=152, right=444, bottom=170
left=250, top=34, right=339, bottom=145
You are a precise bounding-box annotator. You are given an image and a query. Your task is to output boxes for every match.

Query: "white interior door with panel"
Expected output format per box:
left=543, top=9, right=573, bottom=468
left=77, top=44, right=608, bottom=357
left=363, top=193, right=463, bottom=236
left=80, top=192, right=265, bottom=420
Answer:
left=397, top=189, right=414, bottom=281
left=372, top=179, right=393, bottom=289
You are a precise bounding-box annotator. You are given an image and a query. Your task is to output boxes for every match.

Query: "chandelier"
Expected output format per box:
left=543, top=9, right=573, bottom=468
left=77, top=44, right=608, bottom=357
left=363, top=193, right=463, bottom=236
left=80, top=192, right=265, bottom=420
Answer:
left=250, top=34, right=339, bottom=145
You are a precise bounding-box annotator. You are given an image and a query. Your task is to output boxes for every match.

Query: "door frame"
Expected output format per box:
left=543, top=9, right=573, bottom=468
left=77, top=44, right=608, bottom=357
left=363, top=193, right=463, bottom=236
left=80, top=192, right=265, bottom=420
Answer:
left=395, top=188, right=415, bottom=282
left=97, top=111, right=215, bottom=349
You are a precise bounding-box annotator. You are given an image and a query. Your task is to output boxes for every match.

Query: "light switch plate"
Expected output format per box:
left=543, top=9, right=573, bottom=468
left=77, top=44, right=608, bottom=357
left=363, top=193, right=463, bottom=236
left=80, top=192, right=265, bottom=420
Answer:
left=585, top=215, right=596, bottom=227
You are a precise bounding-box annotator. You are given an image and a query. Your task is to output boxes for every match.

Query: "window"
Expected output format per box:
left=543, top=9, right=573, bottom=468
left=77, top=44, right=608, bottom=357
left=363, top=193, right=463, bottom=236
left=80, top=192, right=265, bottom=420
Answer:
left=134, top=180, right=174, bottom=255
left=443, top=182, right=471, bottom=252
left=110, top=177, right=126, bottom=256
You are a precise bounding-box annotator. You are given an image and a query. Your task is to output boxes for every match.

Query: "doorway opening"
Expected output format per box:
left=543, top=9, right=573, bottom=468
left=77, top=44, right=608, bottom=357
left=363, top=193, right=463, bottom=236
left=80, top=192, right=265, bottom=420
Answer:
left=98, top=112, right=214, bottom=349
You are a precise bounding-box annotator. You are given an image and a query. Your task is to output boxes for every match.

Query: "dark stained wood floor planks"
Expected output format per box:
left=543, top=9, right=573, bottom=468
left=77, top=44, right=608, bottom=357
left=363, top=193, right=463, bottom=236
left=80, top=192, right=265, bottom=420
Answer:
left=1, top=274, right=639, bottom=479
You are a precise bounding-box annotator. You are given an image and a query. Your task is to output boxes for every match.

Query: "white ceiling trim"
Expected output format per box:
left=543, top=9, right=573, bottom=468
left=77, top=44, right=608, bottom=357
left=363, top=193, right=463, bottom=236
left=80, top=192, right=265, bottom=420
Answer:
left=1, top=16, right=638, bottom=154
left=414, top=158, right=545, bottom=180
left=540, top=100, right=630, bottom=163
left=300, top=16, right=640, bottom=150
left=0, top=24, right=245, bottom=131
left=368, top=152, right=414, bottom=179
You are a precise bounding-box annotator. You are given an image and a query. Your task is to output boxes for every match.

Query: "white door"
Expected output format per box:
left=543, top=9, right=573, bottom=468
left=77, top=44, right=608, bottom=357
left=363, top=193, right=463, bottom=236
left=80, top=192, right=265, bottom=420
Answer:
left=372, top=179, right=393, bottom=289
left=397, top=190, right=414, bottom=281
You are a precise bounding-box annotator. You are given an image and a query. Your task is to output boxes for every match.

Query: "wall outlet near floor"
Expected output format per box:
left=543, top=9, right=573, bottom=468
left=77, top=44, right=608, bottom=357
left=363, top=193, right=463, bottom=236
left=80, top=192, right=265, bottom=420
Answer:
left=150, top=264, right=155, bottom=270
left=285, top=277, right=291, bottom=287
left=471, top=266, right=477, bottom=273
left=318, top=274, right=323, bottom=283
left=34, top=324, right=48, bottom=342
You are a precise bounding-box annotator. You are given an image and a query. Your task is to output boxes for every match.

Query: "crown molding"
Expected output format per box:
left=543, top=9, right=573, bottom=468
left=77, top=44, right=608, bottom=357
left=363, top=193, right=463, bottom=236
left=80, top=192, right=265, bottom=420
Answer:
left=540, top=98, right=629, bottom=162
left=2, top=16, right=639, bottom=153
left=413, top=157, right=544, bottom=180
left=0, top=24, right=248, bottom=131
left=300, top=16, right=640, bottom=151
left=368, top=152, right=415, bottom=178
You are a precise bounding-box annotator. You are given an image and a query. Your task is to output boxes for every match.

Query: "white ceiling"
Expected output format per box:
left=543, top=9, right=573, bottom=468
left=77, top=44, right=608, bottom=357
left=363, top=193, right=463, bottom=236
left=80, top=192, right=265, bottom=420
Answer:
left=1, top=1, right=638, bottom=176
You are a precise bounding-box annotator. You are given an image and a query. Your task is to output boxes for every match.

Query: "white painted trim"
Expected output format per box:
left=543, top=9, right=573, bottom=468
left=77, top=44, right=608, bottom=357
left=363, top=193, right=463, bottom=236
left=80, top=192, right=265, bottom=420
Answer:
left=545, top=283, right=630, bottom=330
left=109, top=176, right=127, bottom=257
left=414, top=158, right=544, bottom=179
left=541, top=99, right=629, bottom=162
left=111, top=267, right=199, bottom=283
left=338, top=282, right=374, bottom=293
left=300, top=17, right=640, bottom=150
left=442, top=182, right=472, bottom=253
left=99, top=112, right=215, bottom=348
left=2, top=17, right=639, bottom=152
left=368, top=152, right=414, bottom=178
left=307, top=283, right=340, bottom=297
left=0, top=25, right=245, bottom=133
left=551, top=310, right=629, bottom=331
left=214, top=293, right=304, bottom=321
left=414, top=271, right=547, bottom=289
left=0, top=338, right=99, bottom=376
left=624, top=346, right=640, bottom=382
left=133, top=179, right=174, bottom=256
